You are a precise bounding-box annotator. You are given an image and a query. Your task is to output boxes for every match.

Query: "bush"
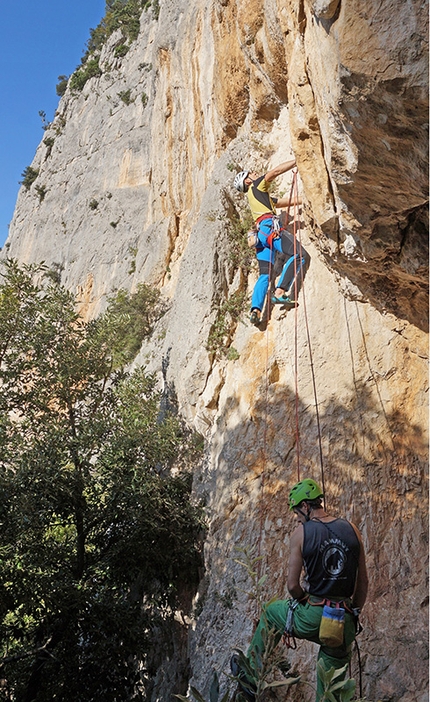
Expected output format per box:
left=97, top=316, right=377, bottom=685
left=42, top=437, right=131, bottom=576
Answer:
left=56, top=75, right=69, bottom=97
left=70, top=58, right=102, bottom=92
left=104, top=283, right=164, bottom=364
left=227, top=209, right=256, bottom=274
left=206, top=291, right=248, bottom=358
left=35, top=184, right=48, bottom=202
left=43, top=136, right=55, bottom=157
left=19, top=166, right=39, bottom=190
left=114, top=43, right=130, bottom=58
left=118, top=88, right=133, bottom=104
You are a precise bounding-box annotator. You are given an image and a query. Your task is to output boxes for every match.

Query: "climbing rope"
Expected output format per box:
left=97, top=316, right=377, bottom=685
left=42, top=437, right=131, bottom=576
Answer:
left=291, top=172, right=301, bottom=482
left=256, top=168, right=328, bottom=583
left=256, top=224, right=275, bottom=591
left=284, top=170, right=326, bottom=504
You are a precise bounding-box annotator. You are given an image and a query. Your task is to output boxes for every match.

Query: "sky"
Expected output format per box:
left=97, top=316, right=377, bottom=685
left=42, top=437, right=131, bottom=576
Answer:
left=0, top=1, right=107, bottom=248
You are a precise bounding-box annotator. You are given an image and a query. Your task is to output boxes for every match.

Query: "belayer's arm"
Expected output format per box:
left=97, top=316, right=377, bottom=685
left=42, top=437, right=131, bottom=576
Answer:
left=287, top=525, right=306, bottom=600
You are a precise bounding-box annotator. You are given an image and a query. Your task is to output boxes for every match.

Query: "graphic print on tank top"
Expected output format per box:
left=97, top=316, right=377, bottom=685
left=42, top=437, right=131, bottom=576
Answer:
left=321, top=538, right=348, bottom=578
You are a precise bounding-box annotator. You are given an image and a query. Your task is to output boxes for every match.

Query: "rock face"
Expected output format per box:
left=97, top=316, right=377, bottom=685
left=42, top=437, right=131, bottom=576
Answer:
left=3, top=0, right=428, bottom=700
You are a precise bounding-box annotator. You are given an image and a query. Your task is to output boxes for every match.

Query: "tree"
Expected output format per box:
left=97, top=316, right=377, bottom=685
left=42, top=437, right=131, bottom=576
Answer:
left=56, top=75, right=69, bottom=97
left=0, top=260, right=205, bottom=701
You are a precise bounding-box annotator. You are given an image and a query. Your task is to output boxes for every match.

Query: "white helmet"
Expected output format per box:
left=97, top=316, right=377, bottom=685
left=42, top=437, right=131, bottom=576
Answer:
left=234, top=170, right=249, bottom=192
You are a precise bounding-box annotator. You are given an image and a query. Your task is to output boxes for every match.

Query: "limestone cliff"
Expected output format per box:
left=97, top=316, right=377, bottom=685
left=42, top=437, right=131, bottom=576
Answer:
left=2, top=0, right=428, bottom=700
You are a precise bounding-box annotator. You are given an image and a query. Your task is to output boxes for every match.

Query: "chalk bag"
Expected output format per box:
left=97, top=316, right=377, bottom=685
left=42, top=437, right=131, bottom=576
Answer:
left=319, top=605, right=345, bottom=647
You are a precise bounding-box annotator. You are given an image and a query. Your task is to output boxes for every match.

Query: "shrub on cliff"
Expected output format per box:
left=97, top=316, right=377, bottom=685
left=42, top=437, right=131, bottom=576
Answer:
left=19, top=166, right=39, bottom=190
left=69, top=57, right=102, bottom=92
left=56, top=74, right=69, bottom=97
left=82, top=0, right=148, bottom=64
left=0, top=260, right=205, bottom=701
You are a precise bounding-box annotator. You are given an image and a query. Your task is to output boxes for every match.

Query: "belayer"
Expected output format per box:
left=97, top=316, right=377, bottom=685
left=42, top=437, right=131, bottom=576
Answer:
left=231, top=479, right=368, bottom=701
left=233, top=160, right=310, bottom=326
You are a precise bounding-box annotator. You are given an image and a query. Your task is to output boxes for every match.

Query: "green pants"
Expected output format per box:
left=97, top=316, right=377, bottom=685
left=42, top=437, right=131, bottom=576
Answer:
left=247, top=599, right=356, bottom=701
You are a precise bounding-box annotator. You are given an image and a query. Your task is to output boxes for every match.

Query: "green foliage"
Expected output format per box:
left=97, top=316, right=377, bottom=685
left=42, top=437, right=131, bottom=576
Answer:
left=43, top=136, right=55, bottom=157
left=19, top=166, right=39, bottom=190
left=56, top=74, right=69, bottom=97
left=89, top=197, right=99, bottom=209
left=233, top=546, right=270, bottom=613
left=226, top=347, right=240, bottom=361
left=53, top=114, right=67, bottom=136
left=82, top=0, right=147, bottom=64
left=69, top=57, right=102, bottom=92
left=151, top=0, right=160, bottom=19
left=104, top=283, right=164, bottom=365
left=0, top=260, right=205, bottom=701
left=141, top=91, right=148, bottom=107
left=35, top=184, right=48, bottom=202
left=232, top=644, right=300, bottom=702
left=317, top=662, right=356, bottom=702
left=118, top=88, right=134, bottom=104
left=227, top=209, right=256, bottom=274
left=38, top=109, right=51, bottom=131
left=69, top=0, right=161, bottom=93
left=206, top=291, right=247, bottom=359
left=114, top=43, right=130, bottom=58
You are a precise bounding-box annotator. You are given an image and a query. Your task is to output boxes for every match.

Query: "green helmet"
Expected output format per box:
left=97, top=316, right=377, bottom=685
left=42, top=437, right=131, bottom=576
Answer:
left=289, top=479, right=323, bottom=510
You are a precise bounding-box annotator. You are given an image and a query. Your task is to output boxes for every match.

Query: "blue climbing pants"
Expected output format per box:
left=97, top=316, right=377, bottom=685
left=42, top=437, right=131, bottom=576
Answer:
left=251, top=219, right=310, bottom=312
left=246, top=599, right=356, bottom=701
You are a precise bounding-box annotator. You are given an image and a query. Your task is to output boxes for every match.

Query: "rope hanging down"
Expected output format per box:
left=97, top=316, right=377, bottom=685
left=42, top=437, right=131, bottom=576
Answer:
left=290, top=171, right=326, bottom=506
left=256, top=169, right=327, bottom=586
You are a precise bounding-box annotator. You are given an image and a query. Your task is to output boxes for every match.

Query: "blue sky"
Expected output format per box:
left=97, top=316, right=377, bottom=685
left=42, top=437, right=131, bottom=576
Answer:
left=0, top=1, right=106, bottom=248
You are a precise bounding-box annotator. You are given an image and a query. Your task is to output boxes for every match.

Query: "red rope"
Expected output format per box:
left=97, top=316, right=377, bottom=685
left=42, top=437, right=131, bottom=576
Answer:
left=292, top=174, right=326, bottom=506
left=291, top=171, right=301, bottom=481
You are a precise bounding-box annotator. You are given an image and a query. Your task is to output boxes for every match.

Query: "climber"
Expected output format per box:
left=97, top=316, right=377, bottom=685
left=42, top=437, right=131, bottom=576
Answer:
left=230, top=478, right=368, bottom=702
left=233, top=160, right=310, bottom=326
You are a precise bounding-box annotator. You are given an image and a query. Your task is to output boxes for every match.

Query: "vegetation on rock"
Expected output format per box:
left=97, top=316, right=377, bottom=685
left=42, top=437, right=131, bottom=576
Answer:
left=19, top=166, right=39, bottom=190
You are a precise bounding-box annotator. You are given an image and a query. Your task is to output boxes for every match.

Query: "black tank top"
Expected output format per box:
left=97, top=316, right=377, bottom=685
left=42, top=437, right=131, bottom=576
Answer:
left=302, top=518, right=360, bottom=598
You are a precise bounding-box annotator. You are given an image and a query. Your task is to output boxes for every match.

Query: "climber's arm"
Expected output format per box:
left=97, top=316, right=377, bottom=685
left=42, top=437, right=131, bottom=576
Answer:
left=275, top=195, right=302, bottom=208
left=265, top=159, right=296, bottom=183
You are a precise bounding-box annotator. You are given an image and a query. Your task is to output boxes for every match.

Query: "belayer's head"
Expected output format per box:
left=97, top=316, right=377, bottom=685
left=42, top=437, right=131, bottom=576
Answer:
left=234, top=170, right=250, bottom=193
left=289, top=478, right=324, bottom=521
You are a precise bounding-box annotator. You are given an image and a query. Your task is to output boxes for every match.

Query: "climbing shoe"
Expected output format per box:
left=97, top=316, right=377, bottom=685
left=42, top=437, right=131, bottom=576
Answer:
left=230, top=654, right=257, bottom=702
left=249, top=309, right=261, bottom=326
left=271, top=294, right=297, bottom=307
